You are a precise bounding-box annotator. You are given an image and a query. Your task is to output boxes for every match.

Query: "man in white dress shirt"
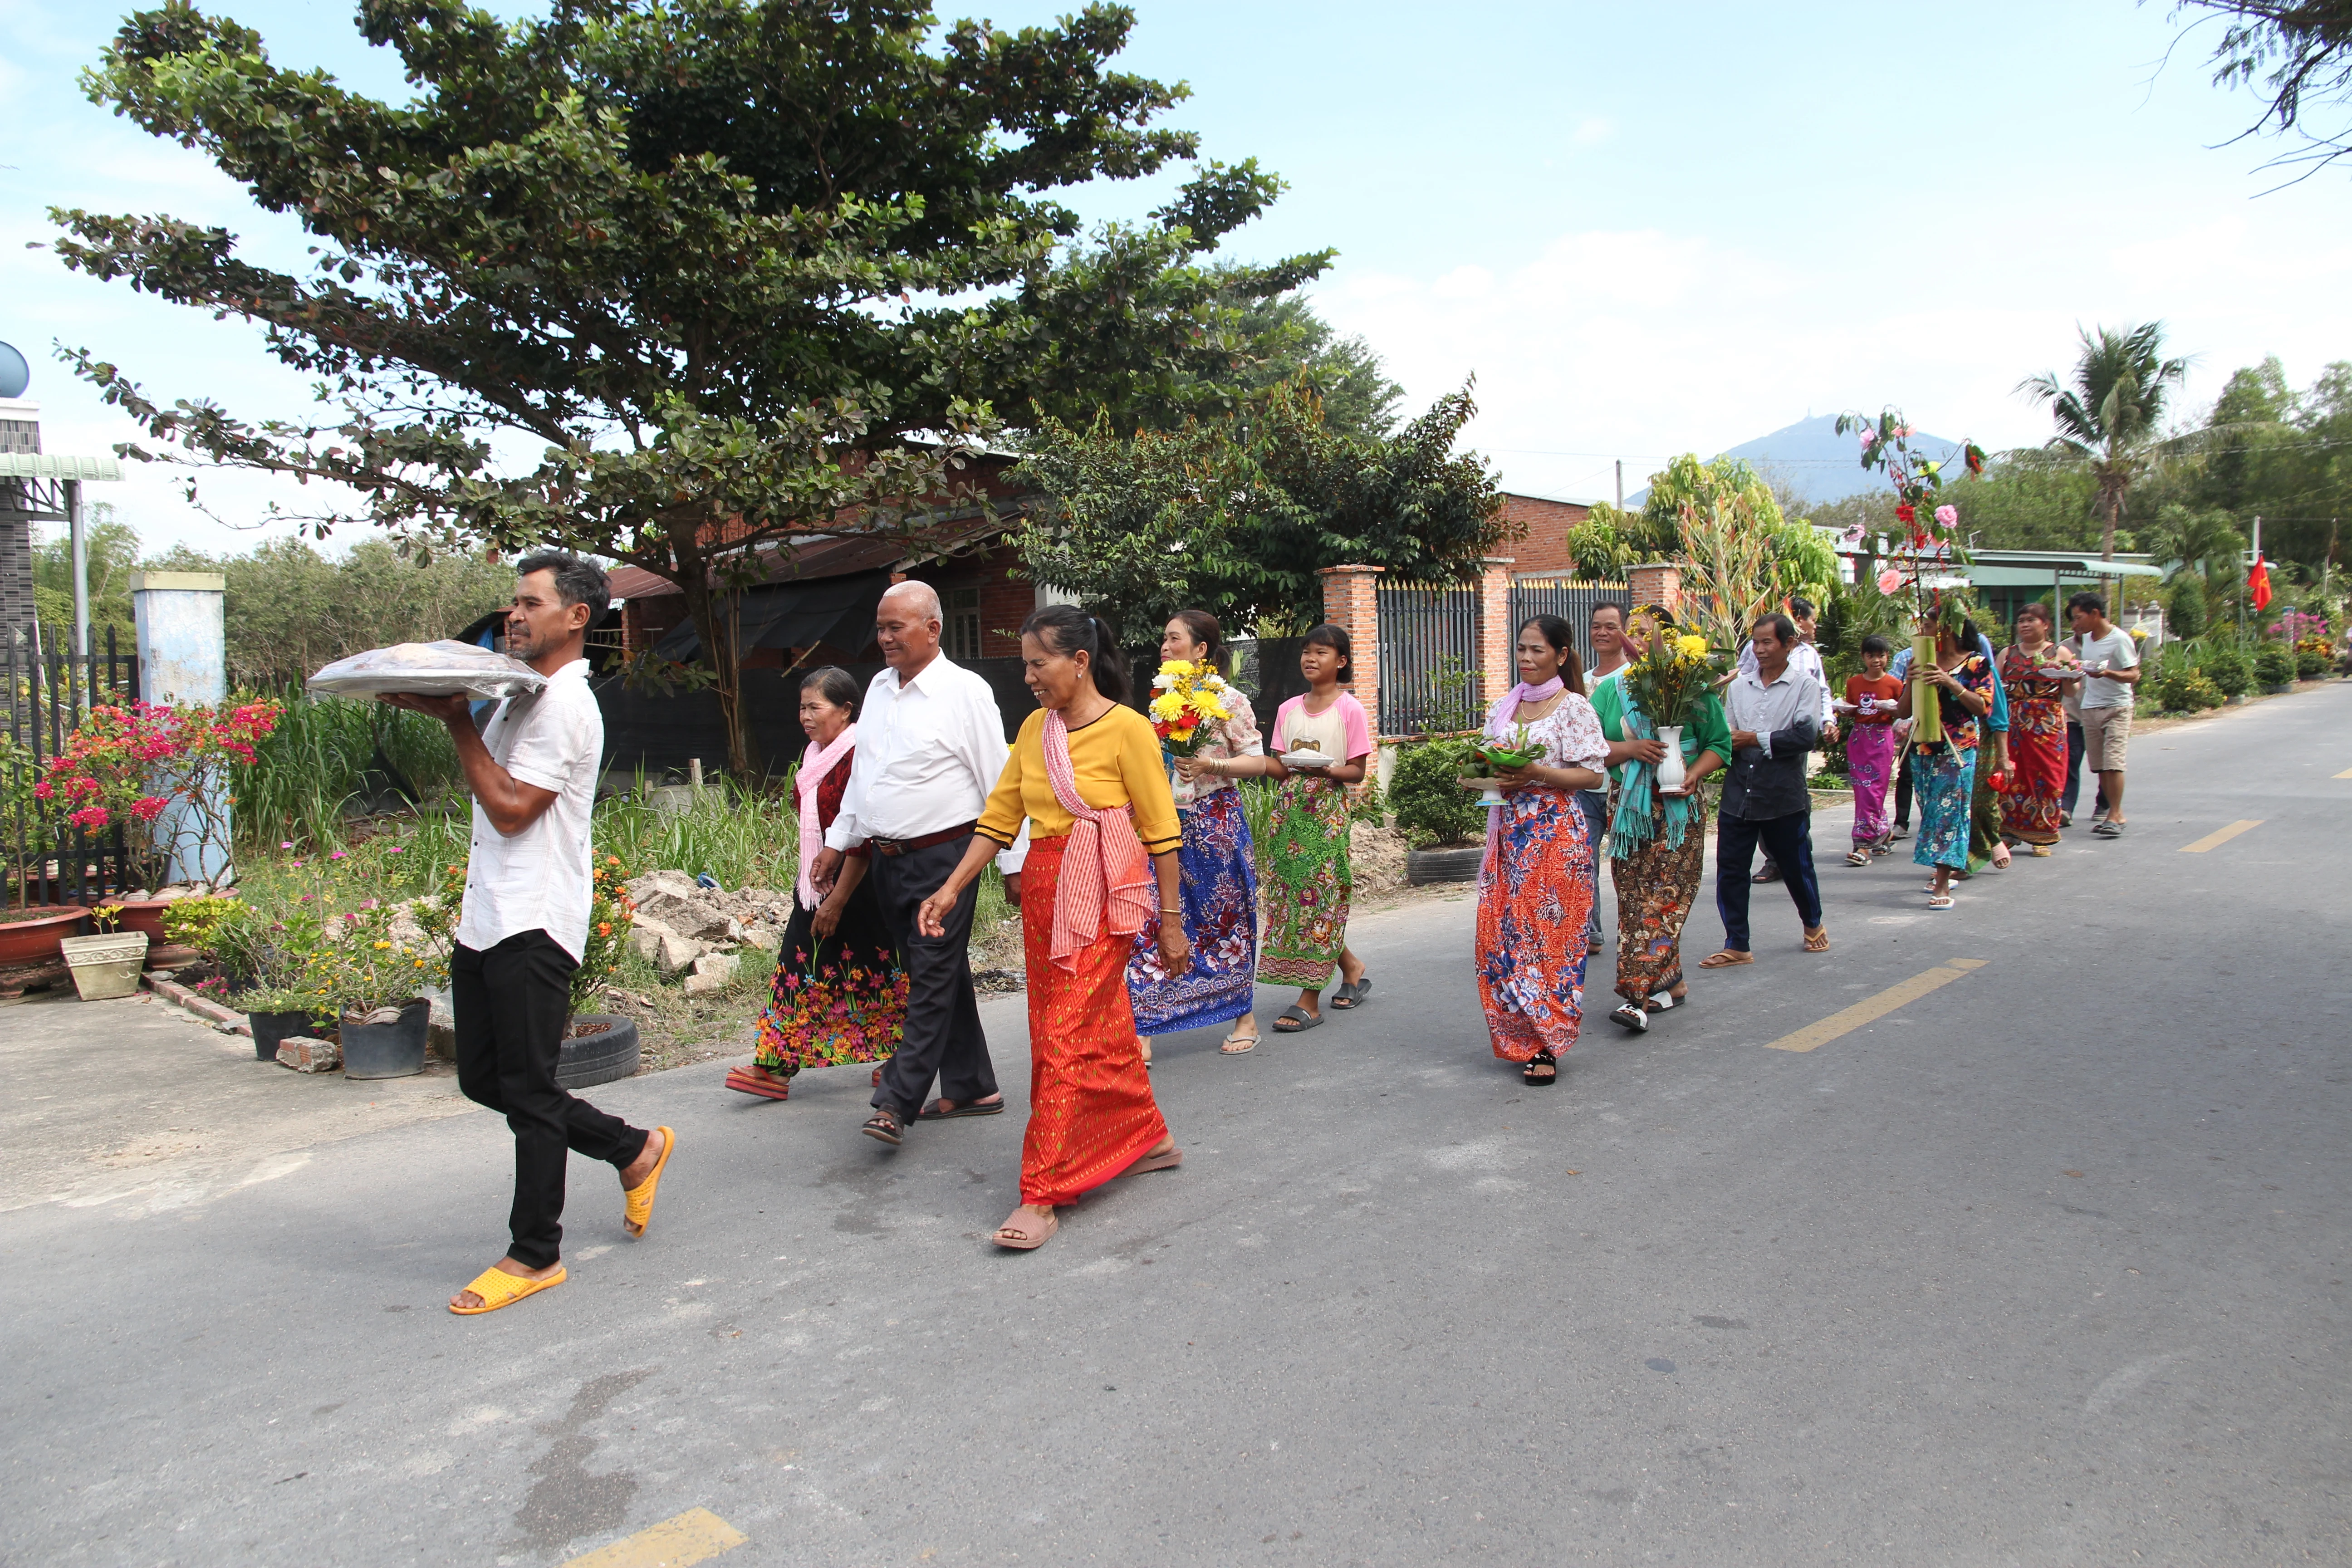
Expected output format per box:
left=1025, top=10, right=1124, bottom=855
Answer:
left=387, top=554, right=672, bottom=1315
left=1736, top=596, right=1837, bottom=885
left=810, top=581, right=1023, bottom=1146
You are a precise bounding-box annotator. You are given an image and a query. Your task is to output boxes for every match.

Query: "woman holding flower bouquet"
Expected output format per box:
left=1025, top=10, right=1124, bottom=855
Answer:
left=1587, top=608, right=1731, bottom=1033
left=729, top=667, right=906, bottom=1102
left=1130, top=610, right=1264, bottom=1055
left=1466, top=616, right=1610, bottom=1084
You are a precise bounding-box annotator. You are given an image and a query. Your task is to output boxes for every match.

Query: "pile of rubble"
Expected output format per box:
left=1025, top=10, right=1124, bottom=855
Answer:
left=622, top=871, right=791, bottom=996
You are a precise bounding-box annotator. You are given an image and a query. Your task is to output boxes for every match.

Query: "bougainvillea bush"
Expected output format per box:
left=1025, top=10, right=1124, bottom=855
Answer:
left=36, top=698, right=282, bottom=891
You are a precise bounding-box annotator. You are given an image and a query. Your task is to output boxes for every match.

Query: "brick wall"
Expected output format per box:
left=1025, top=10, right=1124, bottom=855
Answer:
left=1499, top=493, right=1592, bottom=576
left=1317, top=563, right=1382, bottom=730
left=1475, top=558, right=1515, bottom=707
left=1626, top=562, right=1685, bottom=621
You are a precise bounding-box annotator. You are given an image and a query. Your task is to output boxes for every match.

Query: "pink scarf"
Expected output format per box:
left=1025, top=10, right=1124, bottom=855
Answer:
left=795, top=722, right=858, bottom=909
left=1041, top=707, right=1153, bottom=972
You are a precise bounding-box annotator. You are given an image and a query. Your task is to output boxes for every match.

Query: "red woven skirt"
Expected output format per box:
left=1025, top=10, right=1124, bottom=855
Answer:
left=1019, top=835, right=1170, bottom=1206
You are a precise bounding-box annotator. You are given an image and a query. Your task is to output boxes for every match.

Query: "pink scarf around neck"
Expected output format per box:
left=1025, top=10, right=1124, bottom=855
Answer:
left=1041, top=707, right=1153, bottom=972
left=795, top=722, right=858, bottom=908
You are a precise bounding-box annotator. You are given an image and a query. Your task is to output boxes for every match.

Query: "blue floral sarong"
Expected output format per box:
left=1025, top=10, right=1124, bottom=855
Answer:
left=1127, top=786, right=1259, bottom=1034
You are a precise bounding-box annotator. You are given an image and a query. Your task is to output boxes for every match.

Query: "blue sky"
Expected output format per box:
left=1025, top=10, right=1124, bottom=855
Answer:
left=5, top=0, right=2349, bottom=549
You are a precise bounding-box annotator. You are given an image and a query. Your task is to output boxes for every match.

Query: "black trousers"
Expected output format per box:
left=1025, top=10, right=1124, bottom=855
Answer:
left=1715, top=809, right=1823, bottom=952
left=867, top=834, right=998, bottom=1122
left=1892, top=750, right=1913, bottom=828
left=454, top=931, right=648, bottom=1271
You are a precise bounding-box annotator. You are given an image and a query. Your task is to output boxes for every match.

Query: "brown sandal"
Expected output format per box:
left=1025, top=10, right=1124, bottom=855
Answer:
left=995, top=1206, right=1059, bottom=1250
left=1803, top=927, right=1831, bottom=953
left=1122, top=1147, right=1184, bottom=1176
left=1698, top=950, right=1753, bottom=968
left=862, top=1107, right=906, bottom=1147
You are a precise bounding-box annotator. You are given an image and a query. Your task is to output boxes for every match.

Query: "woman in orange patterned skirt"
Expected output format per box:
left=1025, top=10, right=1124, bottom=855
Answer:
left=920, top=606, right=1189, bottom=1252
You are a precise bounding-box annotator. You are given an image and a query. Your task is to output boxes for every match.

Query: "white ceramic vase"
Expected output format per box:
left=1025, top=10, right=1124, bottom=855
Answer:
left=1656, top=725, right=1687, bottom=793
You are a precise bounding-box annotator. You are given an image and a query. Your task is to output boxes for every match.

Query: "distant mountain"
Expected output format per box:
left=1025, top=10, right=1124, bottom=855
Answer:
left=1627, top=414, right=1967, bottom=509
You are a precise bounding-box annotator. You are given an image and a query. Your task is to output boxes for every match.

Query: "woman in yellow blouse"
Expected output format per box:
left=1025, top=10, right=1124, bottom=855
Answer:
left=918, top=607, right=1189, bottom=1252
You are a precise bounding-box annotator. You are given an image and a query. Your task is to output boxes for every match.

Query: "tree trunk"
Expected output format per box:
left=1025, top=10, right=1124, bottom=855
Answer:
left=667, top=528, right=755, bottom=779
left=2101, top=485, right=2120, bottom=562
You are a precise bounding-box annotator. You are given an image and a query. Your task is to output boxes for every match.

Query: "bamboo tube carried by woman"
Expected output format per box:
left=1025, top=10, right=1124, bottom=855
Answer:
left=1133, top=610, right=1264, bottom=1056
left=918, top=608, right=1188, bottom=1253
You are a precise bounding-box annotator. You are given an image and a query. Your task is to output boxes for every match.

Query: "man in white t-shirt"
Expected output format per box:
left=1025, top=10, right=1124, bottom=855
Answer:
left=387, top=554, right=672, bottom=1315
left=2065, top=591, right=2140, bottom=838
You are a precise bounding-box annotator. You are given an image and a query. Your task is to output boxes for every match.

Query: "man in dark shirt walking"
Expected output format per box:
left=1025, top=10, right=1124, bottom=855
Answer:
left=1702, top=613, right=1831, bottom=967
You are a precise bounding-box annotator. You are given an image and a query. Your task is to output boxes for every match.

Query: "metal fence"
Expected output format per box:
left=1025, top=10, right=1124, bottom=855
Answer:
left=1509, top=577, right=1632, bottom=674
left=4, top=626, right=143, bottom=910
left=1376, top=583, right=1482, bottom=735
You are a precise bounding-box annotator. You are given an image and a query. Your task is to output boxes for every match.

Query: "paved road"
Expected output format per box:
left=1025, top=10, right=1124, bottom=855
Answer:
left=5, top=686, right=2348, bottom=1567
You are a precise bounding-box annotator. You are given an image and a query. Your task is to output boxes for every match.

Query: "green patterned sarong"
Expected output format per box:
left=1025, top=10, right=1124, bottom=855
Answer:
left=1255, top=774, right=1353, bottom=988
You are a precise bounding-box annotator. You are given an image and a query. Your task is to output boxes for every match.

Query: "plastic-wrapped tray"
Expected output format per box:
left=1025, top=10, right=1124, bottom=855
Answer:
left=305, top=640, right=548, bottom=701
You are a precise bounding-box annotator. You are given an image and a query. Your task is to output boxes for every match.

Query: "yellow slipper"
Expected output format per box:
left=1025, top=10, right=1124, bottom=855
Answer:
left=623, top=1126, right=677, bottom=1239
left=450, top=1264, right=566, bottom=1315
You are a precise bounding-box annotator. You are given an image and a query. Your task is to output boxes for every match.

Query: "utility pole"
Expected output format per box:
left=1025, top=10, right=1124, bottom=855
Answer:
left=1614, top=460, right=1623, bottom=511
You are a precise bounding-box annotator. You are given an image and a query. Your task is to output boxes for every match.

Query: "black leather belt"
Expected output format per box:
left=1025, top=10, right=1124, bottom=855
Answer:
left=867, top=822, right=976, bottom=857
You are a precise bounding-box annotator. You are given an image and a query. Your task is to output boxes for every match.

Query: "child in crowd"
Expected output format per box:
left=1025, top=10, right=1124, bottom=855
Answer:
left=1840, top=634, right=1904, bottom=865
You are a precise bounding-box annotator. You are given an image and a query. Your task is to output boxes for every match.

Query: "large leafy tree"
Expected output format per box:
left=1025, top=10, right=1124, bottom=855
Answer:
left=2016, top=322, right=2193, bottom=563
left=1562, top=453, right=1838, bottom=614
left=1013, top=379, right=1506, bottom=639
left=2171, top=0, right=2352, bottom=182
left=52, top=0, right=1328, bottom=771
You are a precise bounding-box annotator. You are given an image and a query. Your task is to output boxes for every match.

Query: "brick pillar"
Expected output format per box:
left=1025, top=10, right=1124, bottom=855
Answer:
left=1476, top=557, right=1515, bottom=707
left=1318, top=563, right=1384, bottom=734
left=1627, top=562, right=1685, bottom=622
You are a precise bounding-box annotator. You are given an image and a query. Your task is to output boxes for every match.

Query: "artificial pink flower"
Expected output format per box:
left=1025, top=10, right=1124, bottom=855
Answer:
left=1934, top=504, right=1958, bottom=527
left=1877, top=568, right=1904, bottom=594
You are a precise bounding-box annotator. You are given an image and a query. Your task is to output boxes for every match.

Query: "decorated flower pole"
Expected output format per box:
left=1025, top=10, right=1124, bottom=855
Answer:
left=1836, top=411, right=1987, bottom=745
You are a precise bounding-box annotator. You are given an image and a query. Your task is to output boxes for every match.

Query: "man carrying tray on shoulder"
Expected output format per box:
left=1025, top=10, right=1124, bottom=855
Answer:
left=384, top=553, right=676, bottom=1315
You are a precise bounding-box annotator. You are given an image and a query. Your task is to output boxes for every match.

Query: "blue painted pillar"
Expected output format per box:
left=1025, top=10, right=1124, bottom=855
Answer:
left=130, top=571, right=229, bottom=886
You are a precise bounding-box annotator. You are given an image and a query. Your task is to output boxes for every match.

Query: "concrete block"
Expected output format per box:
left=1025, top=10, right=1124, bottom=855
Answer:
left=656, top=931, right=705, bottom=975
left=276, top=1036, right=342, bottom=1073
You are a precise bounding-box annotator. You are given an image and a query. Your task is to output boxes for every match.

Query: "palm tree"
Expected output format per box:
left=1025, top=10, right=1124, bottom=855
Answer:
left=2016, top=322, right=2194, bottom=560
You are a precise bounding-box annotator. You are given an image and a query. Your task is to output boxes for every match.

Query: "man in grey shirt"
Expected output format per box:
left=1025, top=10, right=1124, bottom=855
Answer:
left=1703, top=613, right=1831, bottom=967
left=2065, top=591, right=2139, bottom=838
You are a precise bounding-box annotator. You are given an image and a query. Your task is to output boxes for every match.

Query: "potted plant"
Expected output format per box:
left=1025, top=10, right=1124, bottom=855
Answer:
left=1389, top=739, right=1489, bottom=885
left=59, top=903, right=151, bottom=1001
left=168, top=894, right=319, bottom=1061
left=0, top=903, right=93, bottom=967
left=1620, top=619, right=1732, bottom=795
left=36, top=697, right=281, bottom=929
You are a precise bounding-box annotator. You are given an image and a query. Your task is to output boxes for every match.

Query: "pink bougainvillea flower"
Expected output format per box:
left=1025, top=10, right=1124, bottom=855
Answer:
left=1934, top=504, right=1958, bottom=527
left=130, top=795, right=167, bottom=823
left=1877, top=568, right=1905, bottom=594
left=1858, top=429, right=1877, bottom=448
left=281, top=841, right=294, bottom=850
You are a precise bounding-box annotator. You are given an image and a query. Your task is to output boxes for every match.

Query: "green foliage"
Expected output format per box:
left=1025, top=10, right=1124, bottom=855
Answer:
left=2016, top=322, right=2193, bottom=559
left=2254, top=641, right=2299, bottom=686
left=238, top=691, right=462, bottom=850
left=2298, top=647, right=2332, bottom=679
left=2166, top=573, right=2209, bottom=639
left=1934, top=456, right=2107, bottom=551
left=1014, top=378, right=1506, bottom=635
left=1349, top=774, right=1387, bottom=828
left=57, top=0, right=1328, bottom=775
left=2198, top=643, right=2255, bottom=697
left=32, top=503, right=141, bottom=647
left=1387, top=739, right=1484, bottom=849
left=593, top=777, right=800, bottom=893
left=2151, top=664, right=2225, bottom=714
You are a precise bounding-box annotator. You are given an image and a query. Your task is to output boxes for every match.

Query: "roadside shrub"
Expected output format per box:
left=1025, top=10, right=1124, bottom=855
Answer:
left=2197, top=645, right=2254, bottom=699
left=2152, top=666, right=2224, bottom=713
left=2254, top=642, right=2298, bottom=688
left=2297, top=648, right=2330, bottom=680
left=2165, top=574, right=2206, bottom=640
left=1387, top=738, right=1484, bottom=849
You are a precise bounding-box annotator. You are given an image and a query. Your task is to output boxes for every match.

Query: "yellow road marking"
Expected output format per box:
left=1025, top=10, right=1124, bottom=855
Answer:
left=1763, top=958, right=1987, bottom=1053
left=2179, top=819, right=2263, bottom=853
left=563, top=1509, right=747, bottom=1568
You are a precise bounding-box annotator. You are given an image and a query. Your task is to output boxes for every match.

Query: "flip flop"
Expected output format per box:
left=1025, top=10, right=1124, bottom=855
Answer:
left=1328, top=976, right=1372, bottom=1009
left=725, top=1068, right=790, bottom=1102
left=622, top=1127, right=676, bottom=1239
left=1927, top=892, right=1955, bottom=910
left=1220, top=1031, right=1259, bottom=1054
left=918, top=1096, right=1005, bottom=1120
left=450, top=1264, right=566, bottom=1316
left=1122, top=1147, right=1184, bottom=1176
left=1271, top=1005, right=1323, bottom=1032
left=1803, top=928, right=1831, bottom=953
left=994, top=1207, right=1059, bottom=1250
left=1697, top=951, right=1752, bottom=969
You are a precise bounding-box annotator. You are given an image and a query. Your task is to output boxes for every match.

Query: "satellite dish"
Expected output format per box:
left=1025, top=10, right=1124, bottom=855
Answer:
left=0, top=341, right=28, bottom=399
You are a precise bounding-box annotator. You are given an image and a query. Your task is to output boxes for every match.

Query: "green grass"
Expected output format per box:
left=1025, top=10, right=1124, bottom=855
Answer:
left=237, top=689, right=461, bottom=851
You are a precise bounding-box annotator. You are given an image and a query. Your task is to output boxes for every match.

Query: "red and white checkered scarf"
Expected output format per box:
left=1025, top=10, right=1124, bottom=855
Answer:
left=1041, top=707, right=1152, bottom=972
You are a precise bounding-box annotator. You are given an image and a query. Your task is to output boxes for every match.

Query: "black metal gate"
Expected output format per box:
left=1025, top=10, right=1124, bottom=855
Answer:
left=5, top=626, right=143, bottom=909
left=1509, top=577, right=1631, bottom=673
left=1376, top=583, right=1482, bottom=735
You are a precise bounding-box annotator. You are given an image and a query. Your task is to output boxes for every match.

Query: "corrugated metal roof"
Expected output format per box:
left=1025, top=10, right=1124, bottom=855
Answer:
left=0, top=453, right=124, bottom=481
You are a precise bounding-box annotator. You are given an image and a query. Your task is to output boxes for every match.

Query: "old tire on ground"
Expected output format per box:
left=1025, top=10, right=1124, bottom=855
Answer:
left=558, top=1014, right=641, bottom=1090
left=1404, top=844, right=1484, bottom=886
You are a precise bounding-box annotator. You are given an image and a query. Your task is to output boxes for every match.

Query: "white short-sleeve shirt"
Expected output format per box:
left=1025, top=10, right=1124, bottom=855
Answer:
left=455, top=656, right=603, bottom=962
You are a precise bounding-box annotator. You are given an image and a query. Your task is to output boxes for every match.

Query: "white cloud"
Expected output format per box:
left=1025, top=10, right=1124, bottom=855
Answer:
left=1568, top=117, right=1616, bottom=149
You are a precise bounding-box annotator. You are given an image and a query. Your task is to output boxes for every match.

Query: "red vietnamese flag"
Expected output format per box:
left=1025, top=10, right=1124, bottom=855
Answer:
left=2249, top=554, right=2273, bottom=612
